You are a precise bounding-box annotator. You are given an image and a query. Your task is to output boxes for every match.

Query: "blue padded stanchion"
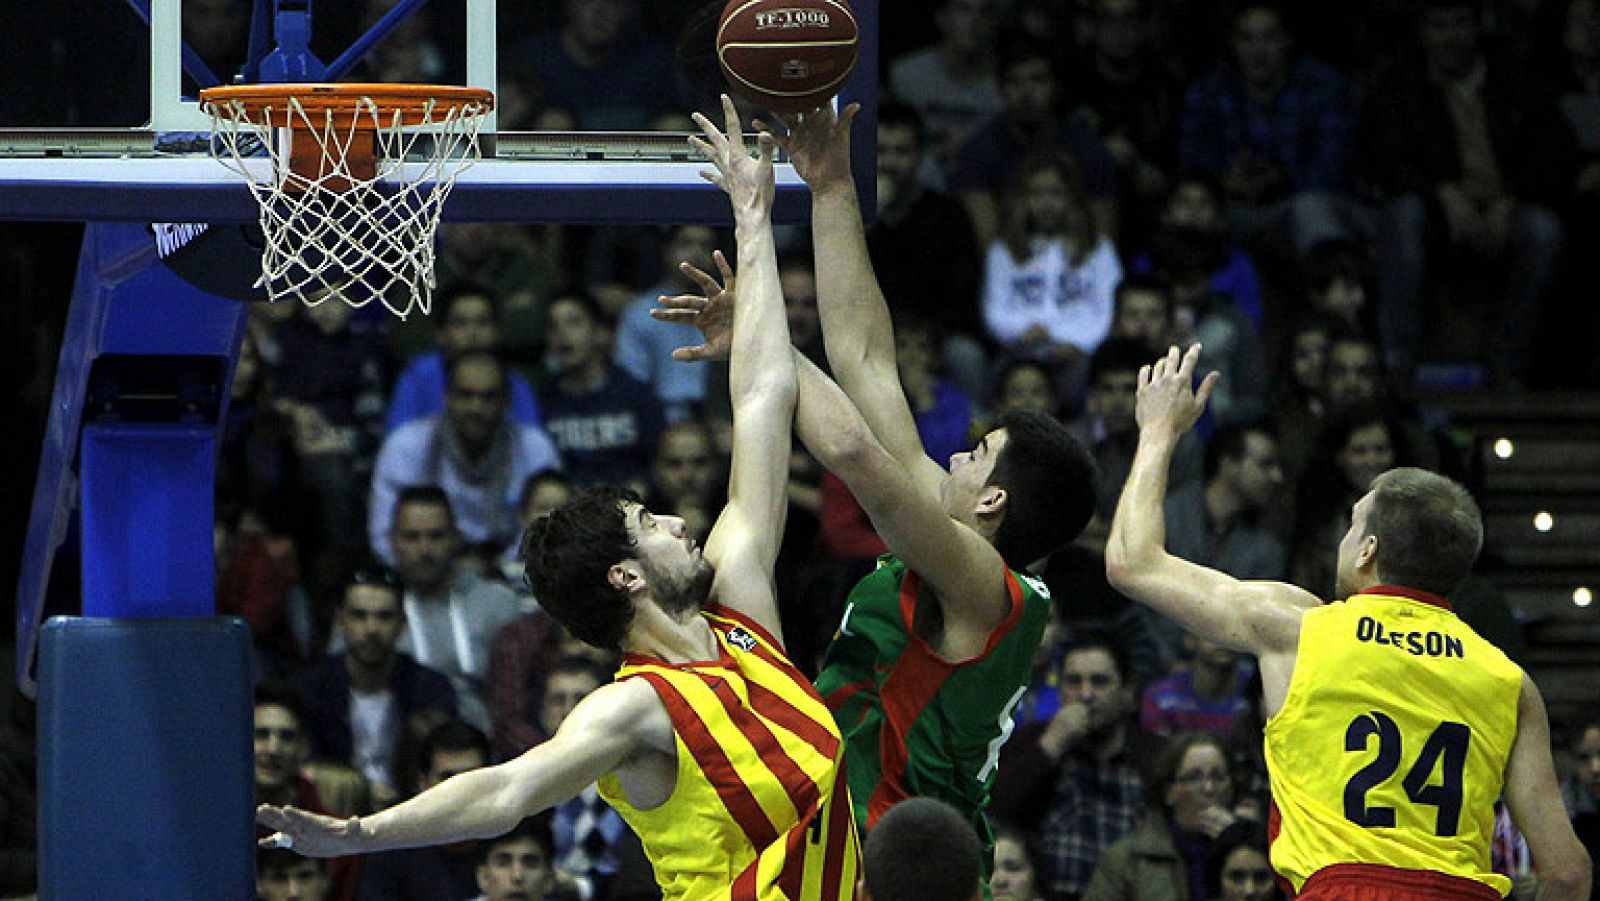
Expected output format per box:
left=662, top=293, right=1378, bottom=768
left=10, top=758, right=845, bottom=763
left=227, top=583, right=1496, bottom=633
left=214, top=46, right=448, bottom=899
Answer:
left=38, top=617, right=255, bottom=900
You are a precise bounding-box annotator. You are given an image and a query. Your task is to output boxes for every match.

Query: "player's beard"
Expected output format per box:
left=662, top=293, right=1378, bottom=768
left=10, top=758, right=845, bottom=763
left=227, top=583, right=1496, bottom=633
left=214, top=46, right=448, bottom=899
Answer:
left=643, top=556, right=715, bottom=618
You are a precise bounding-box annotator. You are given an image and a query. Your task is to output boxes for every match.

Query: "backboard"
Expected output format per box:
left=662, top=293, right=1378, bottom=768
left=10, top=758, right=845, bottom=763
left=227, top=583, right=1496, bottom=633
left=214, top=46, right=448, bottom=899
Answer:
left=0, top=0, right=880, bottom=224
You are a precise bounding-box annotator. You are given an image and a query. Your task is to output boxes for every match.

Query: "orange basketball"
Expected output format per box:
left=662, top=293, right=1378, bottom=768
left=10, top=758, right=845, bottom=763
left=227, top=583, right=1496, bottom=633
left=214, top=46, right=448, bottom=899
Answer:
left=717, top=0, right=860, bottom=114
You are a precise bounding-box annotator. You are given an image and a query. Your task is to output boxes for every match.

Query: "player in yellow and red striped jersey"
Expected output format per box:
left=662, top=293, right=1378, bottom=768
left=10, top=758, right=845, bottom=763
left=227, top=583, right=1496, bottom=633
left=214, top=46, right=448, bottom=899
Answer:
left=256, top=95, right=859, bottom=901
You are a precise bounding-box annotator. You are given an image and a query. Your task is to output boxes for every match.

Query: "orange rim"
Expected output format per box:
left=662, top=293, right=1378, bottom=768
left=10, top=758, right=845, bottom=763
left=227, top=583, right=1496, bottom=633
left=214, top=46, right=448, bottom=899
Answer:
left=199, top=83, right=494, bottom=128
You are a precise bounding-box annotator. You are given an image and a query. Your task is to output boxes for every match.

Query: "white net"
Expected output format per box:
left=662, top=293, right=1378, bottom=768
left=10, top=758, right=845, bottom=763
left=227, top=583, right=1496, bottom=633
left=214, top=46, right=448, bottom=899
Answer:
left=204, top=91, right=491, bottom=319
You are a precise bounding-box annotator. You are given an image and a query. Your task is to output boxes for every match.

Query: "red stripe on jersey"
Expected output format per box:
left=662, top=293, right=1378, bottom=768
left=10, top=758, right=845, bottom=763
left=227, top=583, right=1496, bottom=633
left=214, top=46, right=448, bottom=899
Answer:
left=777, top=815, right=812, bottom=900
left=748, top=679, right=841, bottom=761
left=862, top=567, right=1025, bottom=828
left=1268, top=797, right=1293, bottom=898
left=822, top=676, right=875, bottom=710
left=707, top=604, right=788, bottom=656
left=865, top=571, right=956, bottom=829
left=731, top=858, right=760, bottom=901
left=636, top=672, right=780, bottom=850
left=705, top=677, right=823, bottom=834
left=820, top=759, right=853, bottom=898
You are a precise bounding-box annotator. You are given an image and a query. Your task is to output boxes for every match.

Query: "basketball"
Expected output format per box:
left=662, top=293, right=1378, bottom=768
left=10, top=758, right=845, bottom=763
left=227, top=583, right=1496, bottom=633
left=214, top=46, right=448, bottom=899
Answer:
left=717, top=0, right=860, bottom=114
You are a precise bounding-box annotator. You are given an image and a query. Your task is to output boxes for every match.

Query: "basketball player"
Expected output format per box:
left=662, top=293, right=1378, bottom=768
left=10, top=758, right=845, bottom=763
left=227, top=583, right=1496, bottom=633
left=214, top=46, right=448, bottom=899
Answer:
left=1106, top=344, right=1591, bottom=900
left=257, top=96, right=860, bottom=900
left=661, top=103, right=1098, bottom=879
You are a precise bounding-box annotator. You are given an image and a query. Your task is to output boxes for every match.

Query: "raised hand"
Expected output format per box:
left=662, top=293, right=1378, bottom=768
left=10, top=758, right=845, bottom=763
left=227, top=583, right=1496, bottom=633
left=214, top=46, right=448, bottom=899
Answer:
left=690, top=94, right=776, bottom=224
left=1135, top=344, right=1220, bottom=438
left=755, top=102, right=860, bottom=194
left=651, top=250, right=737, bottom=362
left=257, top=804, right=367, bottom=858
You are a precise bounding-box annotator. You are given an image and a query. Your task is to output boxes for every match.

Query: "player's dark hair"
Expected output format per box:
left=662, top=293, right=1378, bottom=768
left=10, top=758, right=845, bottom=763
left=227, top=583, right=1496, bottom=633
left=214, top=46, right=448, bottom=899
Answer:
left=862, top=798, right=981, bottom=901
left=987, top=410, right=1097, bottom=568
left=1366, top=468, right=1482, bottom=597
left=1146, top=730, right=1232, bottom=810
left=520, top=485, right=640, bottom=651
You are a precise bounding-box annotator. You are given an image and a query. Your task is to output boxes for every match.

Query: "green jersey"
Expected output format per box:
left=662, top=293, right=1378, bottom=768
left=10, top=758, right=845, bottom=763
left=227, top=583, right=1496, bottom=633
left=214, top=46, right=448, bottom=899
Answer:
left=814, top=554, right=1051, bottom=871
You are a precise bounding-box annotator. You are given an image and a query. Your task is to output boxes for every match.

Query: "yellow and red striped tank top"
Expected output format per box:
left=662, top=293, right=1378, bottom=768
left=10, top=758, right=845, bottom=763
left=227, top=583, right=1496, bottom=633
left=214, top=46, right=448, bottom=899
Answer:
left=1266, top=586, right=1522, bottom=897
left=598, top=605, right=860, bottom=901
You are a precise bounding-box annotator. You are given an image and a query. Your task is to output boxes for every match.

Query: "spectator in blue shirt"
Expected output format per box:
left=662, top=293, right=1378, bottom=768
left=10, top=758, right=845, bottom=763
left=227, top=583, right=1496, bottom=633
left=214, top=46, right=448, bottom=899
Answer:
left=537, top=291, right=663, bottom=494
left=386, top=285, right=544, bottom=434
left=1178, top=1, right=1362, bottom=261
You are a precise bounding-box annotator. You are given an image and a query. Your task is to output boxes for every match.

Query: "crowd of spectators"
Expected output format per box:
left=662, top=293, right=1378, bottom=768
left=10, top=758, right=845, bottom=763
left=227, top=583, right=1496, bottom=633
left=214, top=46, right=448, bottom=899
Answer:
left=4, top=0, right=1600, bottom=898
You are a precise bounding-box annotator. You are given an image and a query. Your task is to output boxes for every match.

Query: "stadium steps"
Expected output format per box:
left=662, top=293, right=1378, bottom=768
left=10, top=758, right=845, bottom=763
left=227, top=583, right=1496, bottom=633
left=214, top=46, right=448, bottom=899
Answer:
left=1424, top=391, right=1600, bottom=728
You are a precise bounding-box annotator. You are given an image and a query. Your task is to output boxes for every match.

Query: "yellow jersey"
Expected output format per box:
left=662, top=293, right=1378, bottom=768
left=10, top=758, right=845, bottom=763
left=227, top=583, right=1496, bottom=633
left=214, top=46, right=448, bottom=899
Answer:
left=1265, top=586, right=1522, bottom=896
left=599, top=606, right=860, bottom=901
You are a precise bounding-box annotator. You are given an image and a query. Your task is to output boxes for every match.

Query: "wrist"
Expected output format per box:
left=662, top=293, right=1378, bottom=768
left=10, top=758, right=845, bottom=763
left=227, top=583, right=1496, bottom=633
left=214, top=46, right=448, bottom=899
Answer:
left=811, top=182, right=858, bottom=204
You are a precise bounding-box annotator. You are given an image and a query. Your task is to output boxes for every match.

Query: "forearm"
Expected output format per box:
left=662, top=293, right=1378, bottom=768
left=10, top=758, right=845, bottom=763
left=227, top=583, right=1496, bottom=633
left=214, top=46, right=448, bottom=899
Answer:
left=811, top=188, right=893, bottom=385
left=729, top=218, right=796, bottom=405
left=358, top=764, right=532, bottom=851
left=1106, top=430, right=1180, bottom=583
left=792, top=350, right=874, bottom=474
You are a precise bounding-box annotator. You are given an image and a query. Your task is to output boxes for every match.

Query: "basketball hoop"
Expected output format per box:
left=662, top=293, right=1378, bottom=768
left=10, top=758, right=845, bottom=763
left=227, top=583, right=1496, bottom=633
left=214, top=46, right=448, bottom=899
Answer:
left=199, top=83, right=494, bottom=319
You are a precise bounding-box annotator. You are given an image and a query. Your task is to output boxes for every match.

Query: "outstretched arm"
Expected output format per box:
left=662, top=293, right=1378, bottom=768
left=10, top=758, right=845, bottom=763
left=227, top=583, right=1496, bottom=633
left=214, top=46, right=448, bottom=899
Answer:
left=692, top=96, right=796, bottom=639
left=792, top=353, right=1012, bottom=636
left=654, top=268, right=1013, bottom=636
left=761, top=106, right=944, bottom=490
left=1106, top=345, right=1314, bottom=657
left=256, top=679, right=665, bottom=856
left=1502, top=674, right=1593, bottom=901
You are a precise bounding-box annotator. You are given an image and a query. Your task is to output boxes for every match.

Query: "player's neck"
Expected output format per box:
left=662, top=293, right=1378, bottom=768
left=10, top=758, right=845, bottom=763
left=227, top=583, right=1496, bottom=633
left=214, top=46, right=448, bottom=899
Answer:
left=624, top=603, right=719, bottom=664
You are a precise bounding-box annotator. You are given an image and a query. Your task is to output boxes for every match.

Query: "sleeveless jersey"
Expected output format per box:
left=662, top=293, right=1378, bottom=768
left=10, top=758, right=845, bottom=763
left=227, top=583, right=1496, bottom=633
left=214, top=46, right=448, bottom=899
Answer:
left=598, top=606, right=859, bottom=901
left=813, top=554, right=1050, bottom=868
left=1265, top=586, right=1522, bottom=896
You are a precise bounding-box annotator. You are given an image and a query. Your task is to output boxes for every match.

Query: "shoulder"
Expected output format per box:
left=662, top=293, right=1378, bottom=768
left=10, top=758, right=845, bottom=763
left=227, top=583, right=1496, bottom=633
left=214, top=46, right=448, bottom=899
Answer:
left=576, top=678, right=674, bottom=752
left=384, top=419, right=435, bottom=451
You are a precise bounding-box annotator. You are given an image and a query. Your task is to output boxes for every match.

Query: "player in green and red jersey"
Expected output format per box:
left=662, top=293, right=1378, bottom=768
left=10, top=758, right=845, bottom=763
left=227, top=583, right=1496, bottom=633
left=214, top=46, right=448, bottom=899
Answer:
left=654, top=102, right=1097, bottom=887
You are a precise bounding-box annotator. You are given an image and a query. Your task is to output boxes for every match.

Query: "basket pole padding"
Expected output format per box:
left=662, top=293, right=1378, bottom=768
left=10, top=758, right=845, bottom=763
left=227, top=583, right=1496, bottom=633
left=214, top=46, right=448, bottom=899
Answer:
left=38, top=616, right=255, bottom=901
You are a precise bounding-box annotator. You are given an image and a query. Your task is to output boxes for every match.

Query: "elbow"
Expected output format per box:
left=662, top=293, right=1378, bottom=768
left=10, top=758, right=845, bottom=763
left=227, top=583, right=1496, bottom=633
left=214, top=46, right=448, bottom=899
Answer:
left=734, top=370, right=798, bottom=411
left=808, top=414, right=875, bottom=475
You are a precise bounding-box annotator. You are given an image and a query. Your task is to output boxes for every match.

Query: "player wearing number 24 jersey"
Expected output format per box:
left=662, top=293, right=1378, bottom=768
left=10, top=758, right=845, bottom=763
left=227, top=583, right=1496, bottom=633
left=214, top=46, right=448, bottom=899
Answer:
left=1107, top=344, right=1590, bottom=901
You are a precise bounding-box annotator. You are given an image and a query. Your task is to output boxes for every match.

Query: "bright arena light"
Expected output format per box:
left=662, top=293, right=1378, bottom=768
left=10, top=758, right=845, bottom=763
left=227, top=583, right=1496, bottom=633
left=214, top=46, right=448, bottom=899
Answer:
left=1493, top=438, right=1514, bottom=459
left=1533, top=511, right=1555, bottom=532
left=1576, top=587, right=1594, bottom=608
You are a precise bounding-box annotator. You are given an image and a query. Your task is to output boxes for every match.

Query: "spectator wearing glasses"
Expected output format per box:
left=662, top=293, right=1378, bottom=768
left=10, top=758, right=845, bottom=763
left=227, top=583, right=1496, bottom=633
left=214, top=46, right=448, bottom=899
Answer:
left=1083, top=731, right=1242, bottom=901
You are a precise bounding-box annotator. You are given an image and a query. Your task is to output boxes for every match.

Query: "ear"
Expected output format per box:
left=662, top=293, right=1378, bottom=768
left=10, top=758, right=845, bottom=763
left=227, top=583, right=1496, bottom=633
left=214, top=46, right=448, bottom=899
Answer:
left=856, top=877, right=872, bottom=901
left=607, top=561, right=641, bottom=594
left=1356, top=534, right=1379, bottom=572
left=976, top=485, right=1008, bottom=519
